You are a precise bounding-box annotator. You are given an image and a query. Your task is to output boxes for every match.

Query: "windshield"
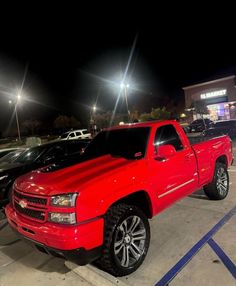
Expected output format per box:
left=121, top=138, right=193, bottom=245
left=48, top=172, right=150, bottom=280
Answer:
left=14, top=146, right=44, bottom=163
left=0, top=150, right=24, bottom=163
left=83, top=127, right=150, bottom=160
left=61, top=133, right=69, bottom=139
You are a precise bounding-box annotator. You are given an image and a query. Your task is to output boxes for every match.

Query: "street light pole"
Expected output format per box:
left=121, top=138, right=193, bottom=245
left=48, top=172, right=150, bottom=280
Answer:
left=92, top=105, right=97, bottom=135
left=15, top=103, right=21, bottom=141
left=90, top=105, right=97, bottom=137
left=124, top=84, right=130, bottom=121
left=121, top=83, right=131, bottom=122
left=9, top=95, right=21, bottom=141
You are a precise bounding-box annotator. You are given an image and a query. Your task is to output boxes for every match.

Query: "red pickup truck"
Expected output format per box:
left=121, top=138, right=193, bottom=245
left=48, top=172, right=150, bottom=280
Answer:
left=5, top=120, right=233, bottom=276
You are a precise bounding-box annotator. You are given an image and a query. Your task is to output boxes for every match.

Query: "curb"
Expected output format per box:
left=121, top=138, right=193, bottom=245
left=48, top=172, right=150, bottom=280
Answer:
left=65, top=261, right=129, bottom=286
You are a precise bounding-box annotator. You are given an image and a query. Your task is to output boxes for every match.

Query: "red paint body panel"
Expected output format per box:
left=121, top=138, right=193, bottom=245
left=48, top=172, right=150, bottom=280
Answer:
left=192, top=137, right=233, bottom=186
left=5, top=120, right=233, bottom=253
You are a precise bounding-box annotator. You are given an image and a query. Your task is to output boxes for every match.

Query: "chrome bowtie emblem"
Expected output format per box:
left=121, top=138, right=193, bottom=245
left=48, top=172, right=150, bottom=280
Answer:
left=19, top=200, right=28, bottom=209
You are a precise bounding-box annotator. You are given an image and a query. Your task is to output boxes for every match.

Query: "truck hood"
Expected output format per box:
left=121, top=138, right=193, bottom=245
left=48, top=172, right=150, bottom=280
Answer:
left=15, top=155, right=139, bottom=196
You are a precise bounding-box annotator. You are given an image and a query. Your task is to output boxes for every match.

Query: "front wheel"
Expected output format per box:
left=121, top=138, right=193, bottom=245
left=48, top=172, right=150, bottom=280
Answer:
left=96, top=204, right=150, bottom=277
left=204, top=162, right=229, bottom=200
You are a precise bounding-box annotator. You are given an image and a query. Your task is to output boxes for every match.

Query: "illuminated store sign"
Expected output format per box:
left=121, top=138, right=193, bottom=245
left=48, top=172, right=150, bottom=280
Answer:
left=200, top=89, right=227, bottom=99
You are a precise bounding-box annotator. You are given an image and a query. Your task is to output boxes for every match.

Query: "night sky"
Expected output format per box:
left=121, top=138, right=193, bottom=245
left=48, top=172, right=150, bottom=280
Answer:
left=0, top=5, right=236, bottom=135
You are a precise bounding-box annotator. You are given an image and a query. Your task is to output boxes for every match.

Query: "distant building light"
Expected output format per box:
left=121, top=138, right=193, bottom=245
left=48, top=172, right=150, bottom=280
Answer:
left=200, top=89, right=226, bottom=99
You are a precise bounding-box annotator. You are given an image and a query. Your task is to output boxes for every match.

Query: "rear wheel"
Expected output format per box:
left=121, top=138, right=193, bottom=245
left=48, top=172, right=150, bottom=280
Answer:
left=96, top=203, right=150, bottom=277
left=204, top=163, right=229, bottom=200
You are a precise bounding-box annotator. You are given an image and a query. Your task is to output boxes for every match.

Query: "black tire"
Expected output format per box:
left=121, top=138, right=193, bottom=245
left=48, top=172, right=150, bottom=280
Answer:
left=96, top=203, right=150, bottom=277
left=204, top=162, right=229, bottom=200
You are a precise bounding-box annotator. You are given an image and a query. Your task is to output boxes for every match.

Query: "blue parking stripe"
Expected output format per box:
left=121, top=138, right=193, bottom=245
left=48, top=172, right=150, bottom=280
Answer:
left=155, top=205, right=236, bottom=286
left=208, top=238, right=236, bottom=279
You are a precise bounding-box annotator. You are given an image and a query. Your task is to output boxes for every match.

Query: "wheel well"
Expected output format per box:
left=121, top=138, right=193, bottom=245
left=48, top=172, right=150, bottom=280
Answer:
left=110, top=191, right=153, bottom=218
left=216, top=155, right=228, bottom=167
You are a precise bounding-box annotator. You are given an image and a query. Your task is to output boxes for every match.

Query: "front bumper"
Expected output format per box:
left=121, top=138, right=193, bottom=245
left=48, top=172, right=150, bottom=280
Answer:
left=12, top=227, right=102, bottom=265
left=5, top=204, right=104, bottom=264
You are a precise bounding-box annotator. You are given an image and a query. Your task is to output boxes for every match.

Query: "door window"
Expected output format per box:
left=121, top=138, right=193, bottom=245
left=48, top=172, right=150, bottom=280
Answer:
left=69, top=132, right=75, bottom=138
left=154, top=124, right=183, bottom=151
left=41, top=145, right=65, bottom=162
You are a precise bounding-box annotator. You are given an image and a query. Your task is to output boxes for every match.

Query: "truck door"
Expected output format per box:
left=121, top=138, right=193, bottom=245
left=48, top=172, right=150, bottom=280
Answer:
left=150, top=124, right=198, bottom=211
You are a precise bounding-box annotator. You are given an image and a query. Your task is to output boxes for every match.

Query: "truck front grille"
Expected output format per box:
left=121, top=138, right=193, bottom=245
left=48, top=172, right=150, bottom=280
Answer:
left=15, top=202, right=45, bottom=221
left=14, top=190, right=47, bottom=205
left=14, top=189, right=48, bottom=222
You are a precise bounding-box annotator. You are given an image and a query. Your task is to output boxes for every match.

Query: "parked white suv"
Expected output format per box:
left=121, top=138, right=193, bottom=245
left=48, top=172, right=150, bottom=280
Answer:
left=59, top=129, right=91, bottom=140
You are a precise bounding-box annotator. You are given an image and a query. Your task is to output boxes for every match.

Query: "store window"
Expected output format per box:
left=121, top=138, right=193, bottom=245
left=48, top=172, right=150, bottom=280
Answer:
left=207, top=103, right=230, bottom=121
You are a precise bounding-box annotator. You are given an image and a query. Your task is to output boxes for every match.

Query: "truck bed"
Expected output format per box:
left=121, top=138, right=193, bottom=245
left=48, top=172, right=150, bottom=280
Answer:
left=187, top=135, right=225, bottom=145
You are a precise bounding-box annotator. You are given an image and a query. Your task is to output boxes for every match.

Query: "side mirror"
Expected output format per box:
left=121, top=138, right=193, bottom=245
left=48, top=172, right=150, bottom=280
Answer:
left=154, top=145, right=176, bottom=161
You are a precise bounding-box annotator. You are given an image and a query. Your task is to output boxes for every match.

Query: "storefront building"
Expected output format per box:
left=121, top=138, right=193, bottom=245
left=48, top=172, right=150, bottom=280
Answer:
left=183, top=75, right=236, bottom=121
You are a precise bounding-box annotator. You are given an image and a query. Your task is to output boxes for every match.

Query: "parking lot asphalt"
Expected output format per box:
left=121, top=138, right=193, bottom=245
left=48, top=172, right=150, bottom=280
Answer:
left=1, top=166, right=236, bottom=286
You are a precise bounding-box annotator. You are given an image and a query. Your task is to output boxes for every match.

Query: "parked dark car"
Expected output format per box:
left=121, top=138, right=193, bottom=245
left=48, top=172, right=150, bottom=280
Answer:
left=180, top=125, right=190, bottom=133
left=0, top=140, right=90, bottom=207
left=0, top=148, right=23, bottom=159
left=189, top=119, right=213, bottom=132
left=202, top=120, right=236, bottom=139
left=0, top=149, right=25, bottom=163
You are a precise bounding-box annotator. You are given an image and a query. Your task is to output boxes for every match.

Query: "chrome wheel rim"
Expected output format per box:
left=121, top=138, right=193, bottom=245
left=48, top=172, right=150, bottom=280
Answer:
left=216, top=167, right=228, bottom=196
left=114, top=215, right=146, bottom=268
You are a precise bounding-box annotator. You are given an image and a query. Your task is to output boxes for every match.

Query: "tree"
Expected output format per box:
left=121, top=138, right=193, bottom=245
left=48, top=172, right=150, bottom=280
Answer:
left=92, top=112, right=127, bottom=130
left=53, top=115, right=70, bottom=130
left=193, top=100, right=209, bottom=116
left=22, top=119, right=41, bottom=135
left=53, top=115, right=81, bottom=132
left=193, top=100, right=209, bottom=129
left=151, top=107, right=170, bottom=120
left=139, top=113, right=153, bottom=122
left=69, top=116, right=81, bottom=129
left=139, top=107, right=171, bottom=122
left=130, top=110, right=140, bottom=122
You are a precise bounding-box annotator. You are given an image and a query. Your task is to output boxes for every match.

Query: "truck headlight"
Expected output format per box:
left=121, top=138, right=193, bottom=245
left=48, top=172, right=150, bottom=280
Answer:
left=51, top=193, right=77, bottom=207
left=49, top=212, right=76, bottom=224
